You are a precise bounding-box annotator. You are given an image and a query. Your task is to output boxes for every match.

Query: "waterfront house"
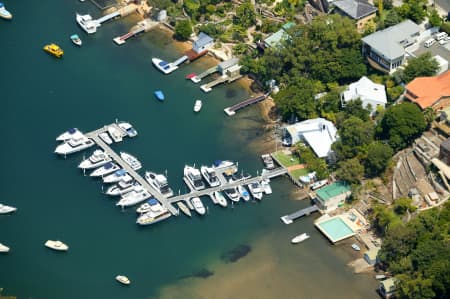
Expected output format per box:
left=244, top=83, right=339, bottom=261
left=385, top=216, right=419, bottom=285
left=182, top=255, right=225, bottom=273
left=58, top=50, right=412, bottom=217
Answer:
left=404, top=70, right=450, bottom=111
left=192, top=32, right=214, bottom=54
left=361, top=20, right=420, bottom=73
left=260, top=22, right=295, bottom=50
left=378, top=278, right=397, bottom=299
left=283, top=118, right=338, bottom=158
left=341, top=76, right=387, bottom=115
left=363, top=247, right=379, bottom=265
left=314, top=181, right=351, bottom=213
left=332, top=0, right=377, bottom=33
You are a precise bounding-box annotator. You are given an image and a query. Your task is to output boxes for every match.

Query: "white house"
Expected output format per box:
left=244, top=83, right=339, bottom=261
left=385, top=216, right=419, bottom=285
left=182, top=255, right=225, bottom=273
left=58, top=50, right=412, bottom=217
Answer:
left=192, top=32, right=214, bottom=54
left=284, top=118, right=338, bottom=158
left=341, top=76, right=387, bottom=115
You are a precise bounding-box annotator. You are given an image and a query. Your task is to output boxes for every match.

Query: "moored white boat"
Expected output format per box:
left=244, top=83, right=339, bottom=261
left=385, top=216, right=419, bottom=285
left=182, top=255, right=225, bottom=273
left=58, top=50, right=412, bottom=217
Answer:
left=76, top=13, right=99, bottom=34
left=78, top=150, right=111, bottom=169
left=200, top=166, right=221, bottom=187
left=45, top=240, right=69, bottom=251
left=152, top=58, right=178, bottom=74
left=237, top=185, right=250, bottom=201
left=261, top=179, right=272, bottom=194
left=247, top=182, right=263, bottom=200
left=310, top=179, right=328, bottom=190
left=145, top=171, right=173, bottom=197
left=54, top=134, right=94, bottom=155
left=190, top=197, right=206, bottom=215
left=116, top=186, right=151, bottom=207
left=107, top=126, right=123, bottom=143
left=136, top=209, right=171, bottom=226
left=90, top=162, right=120, bottom=177
left=118, top=121, right=138, bottom=137
left=351, top=243, right=361, bottom=251
left=0, top=243, right=10, bottom=253
left=224, top=187, right=240, bottom=202
left=136, top=198, right=161, bottom=214
left=184, top=165, right=205, bottom=191
left=115, top=275, right=131, bottom=285
left=0, top=2, right=12, bottom=19
left=0, top=203, right=17, bottom=214
left=212, top=160, right=235, bottom=170
left=213, top=191, right=227, bottom=207
left=103, top=169, right=130, bottom=184
left=105, top=179, right=137, bottom=196
left=194, top=100, right=202, bottom=112
left=177, top=201, right=192, bottom=217
left=56, top=128, right=80, bottom=141
left=120, top=152, right=142, bottom=170
left=99, top=132, right=113, bottom=144
left=291, top=233, right=310, bottom=244
left=70, top=34, right=82, bottom=46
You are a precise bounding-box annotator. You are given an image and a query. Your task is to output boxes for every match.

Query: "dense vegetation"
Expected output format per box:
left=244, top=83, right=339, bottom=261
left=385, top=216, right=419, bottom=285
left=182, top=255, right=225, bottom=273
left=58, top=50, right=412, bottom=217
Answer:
left=378, top=202, right=450, bottom=299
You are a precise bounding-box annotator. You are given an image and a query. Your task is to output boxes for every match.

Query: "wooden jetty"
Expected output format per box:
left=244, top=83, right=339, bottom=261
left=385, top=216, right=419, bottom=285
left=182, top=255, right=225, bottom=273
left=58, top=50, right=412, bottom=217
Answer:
left=200, top=73, right=242, bottom=93
left=224, top=93, right=270, bottom=116
left=280, top=205, right=320, bottom=224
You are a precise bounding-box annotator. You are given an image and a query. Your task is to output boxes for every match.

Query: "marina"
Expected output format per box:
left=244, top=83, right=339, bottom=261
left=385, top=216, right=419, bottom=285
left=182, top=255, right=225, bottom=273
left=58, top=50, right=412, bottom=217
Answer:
left=57, top=121, right=289, bottom=222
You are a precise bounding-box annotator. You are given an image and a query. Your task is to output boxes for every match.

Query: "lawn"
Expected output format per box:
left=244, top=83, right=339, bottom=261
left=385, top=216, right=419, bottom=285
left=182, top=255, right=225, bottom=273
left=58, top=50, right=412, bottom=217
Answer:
left=272, top=151, right=301, bottom=167
left=289, top=168, right=309, bottom=179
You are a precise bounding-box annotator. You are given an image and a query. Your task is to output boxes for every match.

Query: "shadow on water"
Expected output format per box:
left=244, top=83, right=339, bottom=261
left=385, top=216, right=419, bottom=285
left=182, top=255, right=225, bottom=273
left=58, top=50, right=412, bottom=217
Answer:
left=220, top=244, right=252, bottom=263
left=178, top=268, right=214, bottom=280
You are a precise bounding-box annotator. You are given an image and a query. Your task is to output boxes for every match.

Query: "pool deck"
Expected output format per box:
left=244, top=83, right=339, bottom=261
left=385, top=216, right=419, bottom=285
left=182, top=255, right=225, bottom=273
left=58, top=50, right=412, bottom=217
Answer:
left=314, top=214, right=356, bottom=243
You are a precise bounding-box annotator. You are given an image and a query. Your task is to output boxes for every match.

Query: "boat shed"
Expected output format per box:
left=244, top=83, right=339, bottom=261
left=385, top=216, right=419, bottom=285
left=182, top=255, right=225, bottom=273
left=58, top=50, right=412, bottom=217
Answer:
left=218, top=57, right=240, bottom=75
left=192, top=32, right=214, bottom=53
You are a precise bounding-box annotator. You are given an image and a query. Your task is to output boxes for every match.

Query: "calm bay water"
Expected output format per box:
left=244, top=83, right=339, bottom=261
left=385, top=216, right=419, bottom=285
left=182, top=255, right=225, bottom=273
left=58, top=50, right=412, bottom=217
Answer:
left=0, top=1, right=379, bottom=299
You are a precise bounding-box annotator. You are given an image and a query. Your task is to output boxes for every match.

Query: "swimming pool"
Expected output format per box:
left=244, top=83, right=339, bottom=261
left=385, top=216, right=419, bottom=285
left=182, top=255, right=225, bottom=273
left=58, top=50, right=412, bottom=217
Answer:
left=315, top=216, right=356, bottom=243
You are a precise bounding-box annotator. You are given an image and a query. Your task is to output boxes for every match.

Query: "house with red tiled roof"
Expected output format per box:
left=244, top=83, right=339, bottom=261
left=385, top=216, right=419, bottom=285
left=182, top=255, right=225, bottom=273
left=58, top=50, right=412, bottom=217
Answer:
left=404, top=71, right=450, bottom=111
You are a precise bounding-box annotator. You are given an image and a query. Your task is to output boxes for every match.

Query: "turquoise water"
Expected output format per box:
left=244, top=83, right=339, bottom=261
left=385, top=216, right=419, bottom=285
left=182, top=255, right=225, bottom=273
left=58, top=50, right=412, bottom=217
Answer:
left=317, top=217, right=355, bottom=242
left=0, top=1, right=379, bottom=299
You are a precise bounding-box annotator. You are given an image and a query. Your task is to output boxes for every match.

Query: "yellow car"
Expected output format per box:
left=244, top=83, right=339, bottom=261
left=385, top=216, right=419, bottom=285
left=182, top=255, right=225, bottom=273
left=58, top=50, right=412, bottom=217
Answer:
left=43, top=43, right=64, bottom=58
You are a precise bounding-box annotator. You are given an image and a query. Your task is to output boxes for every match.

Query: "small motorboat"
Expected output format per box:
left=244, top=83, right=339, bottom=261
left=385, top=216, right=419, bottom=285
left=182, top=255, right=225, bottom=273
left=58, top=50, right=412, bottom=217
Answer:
left=0, top=2, right=12, bottom=20
left=154, top=90, right=165, bottom=101
left=99, top=132, right=113, bottom=144
left=291, top=233, right=310, bottom=244
left=43, top=43, right=64, bottom=58
left=194, top=100, right=202, bottom=112
left=70, top=34, right=82, bottom=46
left=115, top=275, right=131, bottom=285
left=185, top=73, right=196, bottom=79
left=190, top=197, right=206, bottom=215
left=45, top=240, right=69, bottom=251
left=177, top=201, right=192, bottom=217
left=213, top=191, right=228, bottom=207
left=0, top=203, right=17, bottom=214
left=375, top=274, right=387, bottom=280
left=0, top=243, right=10, bottom=253
left=261, top=179, right=272, bottom=194
left=351, top=243, right=361, bottom=251
left=237, top=185, right=250, bottom=201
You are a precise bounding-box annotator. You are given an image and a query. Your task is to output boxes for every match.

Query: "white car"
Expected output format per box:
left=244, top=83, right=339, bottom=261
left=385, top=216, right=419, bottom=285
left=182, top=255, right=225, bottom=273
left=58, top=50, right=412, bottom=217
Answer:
left=439, top=38, right=448, bottom=45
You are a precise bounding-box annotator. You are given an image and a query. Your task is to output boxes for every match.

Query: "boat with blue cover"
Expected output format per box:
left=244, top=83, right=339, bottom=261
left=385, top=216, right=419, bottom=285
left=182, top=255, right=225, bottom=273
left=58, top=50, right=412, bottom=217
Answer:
left=154, top=90, right=165, bottom=101
left=152, top=58, right=178, bottom=74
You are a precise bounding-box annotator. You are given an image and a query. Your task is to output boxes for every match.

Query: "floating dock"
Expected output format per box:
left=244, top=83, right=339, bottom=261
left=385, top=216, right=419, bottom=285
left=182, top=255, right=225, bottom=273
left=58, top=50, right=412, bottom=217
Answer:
left=224, top=93, right=270, bottom=116
left=280, top=205, right=320, bottom=224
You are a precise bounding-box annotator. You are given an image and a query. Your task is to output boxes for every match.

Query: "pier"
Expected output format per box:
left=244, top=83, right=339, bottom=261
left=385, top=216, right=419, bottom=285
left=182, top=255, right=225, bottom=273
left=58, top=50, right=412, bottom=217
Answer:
left=280, top=205, right=320, bottom=224
left=199, top=59, right=242, bottom=93
left=224, top=93, right=270, bottom=116
left=113, top=19, right=158, bottom=45
left=200, top=72, right=242, bottom=93
left=190, top=65, right=219, bottom=83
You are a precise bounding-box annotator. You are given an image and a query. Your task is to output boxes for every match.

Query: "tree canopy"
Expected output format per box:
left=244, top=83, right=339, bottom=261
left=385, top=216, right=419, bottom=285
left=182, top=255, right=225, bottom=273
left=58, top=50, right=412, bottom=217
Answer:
left=174, top=20, right=193, bottom=41
left=401, top=52, right=439, bottom=83
left=365, top=141, right=393, bottom=177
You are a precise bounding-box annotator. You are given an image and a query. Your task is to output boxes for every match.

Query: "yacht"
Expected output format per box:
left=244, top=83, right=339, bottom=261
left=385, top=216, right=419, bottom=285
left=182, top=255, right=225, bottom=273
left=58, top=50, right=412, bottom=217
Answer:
left=99, top=132, right=113, bottom=145
left=176, top=201, right=192, bottom=217
left=0, top=243, right=10, bottom=253
left=76, top=13, right=99, bottom=34
left=193, top=100, right=202, bottom=112
left=43, top=43, right=64, bottom=58
left=212, top=160, right=235, bottom=170
left=291, top=233, right=310, bottom=244
left=247, top=182, right=263, bottom=200
left=213, top=191, right=227, bottom=207
left=200, top=166, right=221, bottom=187
left=115, top=275, right=131, bottom=285
left=90, top=162, right=120, bottom=177
left=184, top=165, right=205, bottom=191
left=118, top=122, right=138, bottom=137
left=261, top=179, right=273, bottom=194
left=224, top=187, right=240, bottom=202
left=105, top=180, right=137, bottom=197
left=54, top=133, right=94, bottom=155
left=0, top=203, right=17, bottom=214
left=78, top=150, right=111, bottom=169
left=136, top=198, right=162, bottom=214
left=120, top=152, right=142, bottom=170
left=261, top=154, right=275, bottom=169
left=145, top=171, right=173, bottom=197
left=107, top=126, right=123, bottom=143
left=56, top=128, right=80, bottom=141
left=103, top=169, right=130, bottom=184
left=70, top=34, right=82, bottom=46
left=0, top=2, right=12, bottom=19
left=45, top=240, right=69, bottom=251
left=237, top=185, right=251, bottom=201
left=116, top=186, right=151, bottom=207
left=229, top=172, right=251, bottom=183
left=190, top=197, right=206, bottom=215
left=136, top=208, right=171, bottom=226
left=152, top=58, right=178, bottom=74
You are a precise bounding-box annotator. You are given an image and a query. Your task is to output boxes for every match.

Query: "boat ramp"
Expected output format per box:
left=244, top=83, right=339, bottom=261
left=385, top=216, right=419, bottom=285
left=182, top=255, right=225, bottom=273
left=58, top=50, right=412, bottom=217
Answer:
left=280, top=205, right=320, bottom=224
left=224, top=92, right=270, bottom=116
left=60, top=122, right=289, bottom=221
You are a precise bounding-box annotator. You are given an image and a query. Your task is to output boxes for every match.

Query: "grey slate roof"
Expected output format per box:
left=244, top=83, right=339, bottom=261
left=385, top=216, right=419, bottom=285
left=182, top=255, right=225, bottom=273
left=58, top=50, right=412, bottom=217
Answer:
left=333, top=0, right=377, bottom=20
left=362, top=20, right=420, bottom=61
left=194, top=32, right=214, bottom=49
